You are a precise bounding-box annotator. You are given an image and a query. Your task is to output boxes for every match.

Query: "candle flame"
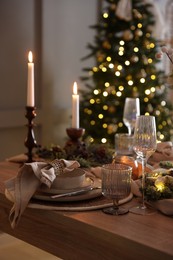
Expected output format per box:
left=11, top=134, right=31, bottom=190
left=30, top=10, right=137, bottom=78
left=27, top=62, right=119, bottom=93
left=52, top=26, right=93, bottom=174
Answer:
left=28, top=51, right=33, bottom=63
left=73, top=82, right=78, bottom=95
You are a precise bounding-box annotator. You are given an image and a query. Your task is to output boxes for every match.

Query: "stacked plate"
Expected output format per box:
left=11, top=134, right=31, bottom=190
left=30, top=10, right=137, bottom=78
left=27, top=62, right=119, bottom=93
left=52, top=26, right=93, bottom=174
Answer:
left=33, top=168, right=102, bottom=202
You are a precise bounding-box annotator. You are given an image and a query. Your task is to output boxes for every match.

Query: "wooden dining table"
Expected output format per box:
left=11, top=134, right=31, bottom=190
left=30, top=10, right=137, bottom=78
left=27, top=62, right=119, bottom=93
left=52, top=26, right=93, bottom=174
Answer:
left=0, top=161, right=173, bottom=260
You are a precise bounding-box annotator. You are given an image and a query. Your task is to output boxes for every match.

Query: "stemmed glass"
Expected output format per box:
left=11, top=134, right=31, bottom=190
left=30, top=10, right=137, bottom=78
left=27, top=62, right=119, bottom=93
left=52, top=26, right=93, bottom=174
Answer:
left=123, top=97, right=140, bottom=135
left=130, top=115, right=157, bottom=215
left=101, top=164, right=132, bottom=215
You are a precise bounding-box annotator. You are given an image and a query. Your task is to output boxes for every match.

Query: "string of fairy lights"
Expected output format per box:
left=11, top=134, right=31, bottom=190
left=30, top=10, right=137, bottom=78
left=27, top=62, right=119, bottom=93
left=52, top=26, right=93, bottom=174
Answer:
left=81, top=8, right=172, bottom=144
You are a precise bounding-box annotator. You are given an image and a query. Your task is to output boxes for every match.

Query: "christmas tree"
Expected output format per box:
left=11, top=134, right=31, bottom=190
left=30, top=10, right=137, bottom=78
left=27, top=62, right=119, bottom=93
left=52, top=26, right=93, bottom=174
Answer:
left=80, top=0, right=173, bottom=146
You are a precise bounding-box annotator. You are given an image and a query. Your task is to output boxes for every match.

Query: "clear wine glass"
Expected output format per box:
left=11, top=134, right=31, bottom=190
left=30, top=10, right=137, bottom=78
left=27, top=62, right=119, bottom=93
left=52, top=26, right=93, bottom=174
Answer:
left=130, top=115, right=157, bottom=215
left=123, top=97, right=140, bottom=135
left=101, top=164, right=132, bottom=215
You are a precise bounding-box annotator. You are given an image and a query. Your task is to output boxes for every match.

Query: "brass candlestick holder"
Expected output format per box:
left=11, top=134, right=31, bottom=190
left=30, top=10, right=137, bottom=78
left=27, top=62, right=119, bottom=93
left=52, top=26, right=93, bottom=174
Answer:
left=24, top=106, right=37, bottom=162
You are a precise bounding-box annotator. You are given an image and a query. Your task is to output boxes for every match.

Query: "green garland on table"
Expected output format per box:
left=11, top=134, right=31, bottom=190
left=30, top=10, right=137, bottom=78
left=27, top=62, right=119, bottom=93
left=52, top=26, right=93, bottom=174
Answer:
left=36, top=145, right=173, bottom=202
left=36, top=143, right=115, bottom=168
left=144, top=169, right=173, bottom=201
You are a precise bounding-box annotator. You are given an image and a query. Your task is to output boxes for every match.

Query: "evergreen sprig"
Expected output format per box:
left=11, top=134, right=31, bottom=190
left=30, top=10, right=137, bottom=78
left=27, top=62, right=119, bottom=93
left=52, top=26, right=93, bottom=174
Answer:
left=144, top=174, right=173, bottom=201
left=36, top=143, right=114, bottom=168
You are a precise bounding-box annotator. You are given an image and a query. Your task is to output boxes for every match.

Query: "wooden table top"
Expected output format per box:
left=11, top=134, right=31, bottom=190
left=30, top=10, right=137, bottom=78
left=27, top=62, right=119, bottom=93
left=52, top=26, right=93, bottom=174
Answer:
left=0, top=161, right=173, bottom=260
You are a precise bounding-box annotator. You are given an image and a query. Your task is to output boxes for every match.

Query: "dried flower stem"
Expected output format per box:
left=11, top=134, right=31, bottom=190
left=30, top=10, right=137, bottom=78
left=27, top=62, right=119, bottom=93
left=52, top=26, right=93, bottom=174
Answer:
left=166, top=52, right=173, bottom=64
left=161, top=46, right=173, bottom=64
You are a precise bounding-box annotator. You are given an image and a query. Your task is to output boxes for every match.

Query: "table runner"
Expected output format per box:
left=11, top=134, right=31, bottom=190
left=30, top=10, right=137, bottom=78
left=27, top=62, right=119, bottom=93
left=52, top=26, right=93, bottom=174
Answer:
left=5, top=190, right=133, bottom=212
left=4, top=153, right=173, bottom=229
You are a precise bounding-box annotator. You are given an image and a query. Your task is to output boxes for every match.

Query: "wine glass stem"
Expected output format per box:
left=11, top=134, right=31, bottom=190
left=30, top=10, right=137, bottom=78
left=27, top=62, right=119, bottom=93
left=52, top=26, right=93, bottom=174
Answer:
left=141, top=158, right=147, bottom=209
left=128, top=127, right=132, bottom=135
left=113, top=199, right=119, bottom=213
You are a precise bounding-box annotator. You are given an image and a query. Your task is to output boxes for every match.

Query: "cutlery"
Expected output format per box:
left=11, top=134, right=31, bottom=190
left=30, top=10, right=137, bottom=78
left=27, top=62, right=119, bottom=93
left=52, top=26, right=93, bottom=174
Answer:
left=50, top=185, right=101, bottom=199
left=50, top=186, right=93, bottom=198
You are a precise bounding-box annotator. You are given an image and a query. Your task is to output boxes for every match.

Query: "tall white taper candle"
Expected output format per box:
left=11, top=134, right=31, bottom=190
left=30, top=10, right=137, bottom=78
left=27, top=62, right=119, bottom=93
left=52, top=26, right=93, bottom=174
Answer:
left=27, top=51, right=35, bottom=107
left=72, top=81, right=79, bottom=128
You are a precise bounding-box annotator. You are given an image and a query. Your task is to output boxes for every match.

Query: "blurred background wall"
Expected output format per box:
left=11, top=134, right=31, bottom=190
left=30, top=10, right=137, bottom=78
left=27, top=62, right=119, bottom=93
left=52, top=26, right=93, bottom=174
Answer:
left=0, top=0, right=98, bottom=160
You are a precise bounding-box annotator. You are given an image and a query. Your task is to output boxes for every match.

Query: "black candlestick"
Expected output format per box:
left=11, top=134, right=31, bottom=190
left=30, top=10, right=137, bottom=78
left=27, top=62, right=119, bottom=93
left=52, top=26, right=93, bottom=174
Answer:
left=24, top=106, right=37, bottom=162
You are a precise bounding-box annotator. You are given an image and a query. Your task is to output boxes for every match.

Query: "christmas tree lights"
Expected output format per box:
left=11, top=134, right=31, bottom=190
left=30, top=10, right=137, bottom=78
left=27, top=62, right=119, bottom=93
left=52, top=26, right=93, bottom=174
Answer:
left=80, top=0, right=173, bottom=146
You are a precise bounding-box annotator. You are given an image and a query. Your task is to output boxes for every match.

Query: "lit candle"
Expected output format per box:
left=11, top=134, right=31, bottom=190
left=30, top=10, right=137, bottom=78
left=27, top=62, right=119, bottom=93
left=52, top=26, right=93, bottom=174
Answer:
left=72, top=81, right=79, bottom=128
left=27, top=51, right=35, bottom=107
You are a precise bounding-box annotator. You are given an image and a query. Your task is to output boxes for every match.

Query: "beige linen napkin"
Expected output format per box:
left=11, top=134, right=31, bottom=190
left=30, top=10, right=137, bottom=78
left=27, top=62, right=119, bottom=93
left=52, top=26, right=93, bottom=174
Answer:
left=148, top=199, right=173, bottom=216
left=5, top=159, right=80, bottom=228
left=148, top=142, right=173, bottom=166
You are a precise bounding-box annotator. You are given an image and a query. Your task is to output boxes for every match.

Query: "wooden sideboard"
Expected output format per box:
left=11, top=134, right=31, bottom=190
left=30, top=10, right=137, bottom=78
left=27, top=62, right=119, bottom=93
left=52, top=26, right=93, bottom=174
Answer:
left=0, top=161, right=173, bottom=260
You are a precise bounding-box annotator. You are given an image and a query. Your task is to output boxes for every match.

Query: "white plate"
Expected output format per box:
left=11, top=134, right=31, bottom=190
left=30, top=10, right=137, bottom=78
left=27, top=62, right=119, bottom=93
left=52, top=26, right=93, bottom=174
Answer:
left=33, top=187, right=102, bottom=202
left=34, top=177, right=102, bottom=202
left=38, top=177, right=93, bottom=195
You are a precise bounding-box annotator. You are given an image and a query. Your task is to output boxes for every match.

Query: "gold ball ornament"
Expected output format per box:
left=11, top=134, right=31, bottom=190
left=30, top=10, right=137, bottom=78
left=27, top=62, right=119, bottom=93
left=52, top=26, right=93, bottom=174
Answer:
left=108, top=106, right=116, bottom=113
left=140, top=69, right=147, bottom=77
left=98, top=55, right=105, bottom=63
left=133, top=9, right=142, bottom=19
left=147, top=103, right=154, bottom=113
left=142, top=55, right=148, bottom=65
left=110, top=4, right=116, bottom=11
left=132, top=92, right=139, bottom=98
left=135, top=29, right=143, bottom=37
left=114, top=62, right=119, bottom=70
left=131, top=55, right=139, bottom=63
left=102, top=41, right=111, bottom=49
left=144, top=40, right=150, bottom=48
left=96, top=51, right=105, bottom=62
left=106, top=86, right=114, bottom=94
left=126, top=75, right=132, bottom=80
left=107, top=124, right=117, bottom=134
left=123, top=30, right=133, bottom=41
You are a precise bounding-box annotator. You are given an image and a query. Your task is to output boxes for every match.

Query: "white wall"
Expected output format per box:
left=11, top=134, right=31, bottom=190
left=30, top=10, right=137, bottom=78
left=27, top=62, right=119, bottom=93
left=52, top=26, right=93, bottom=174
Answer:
left=0, top=0, right=36, bottom=161
left=1, top=0, right=169, bottom=161
left=0, top=0, right=97, bottom=160
left=41, top=0, right=97, bottom=147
